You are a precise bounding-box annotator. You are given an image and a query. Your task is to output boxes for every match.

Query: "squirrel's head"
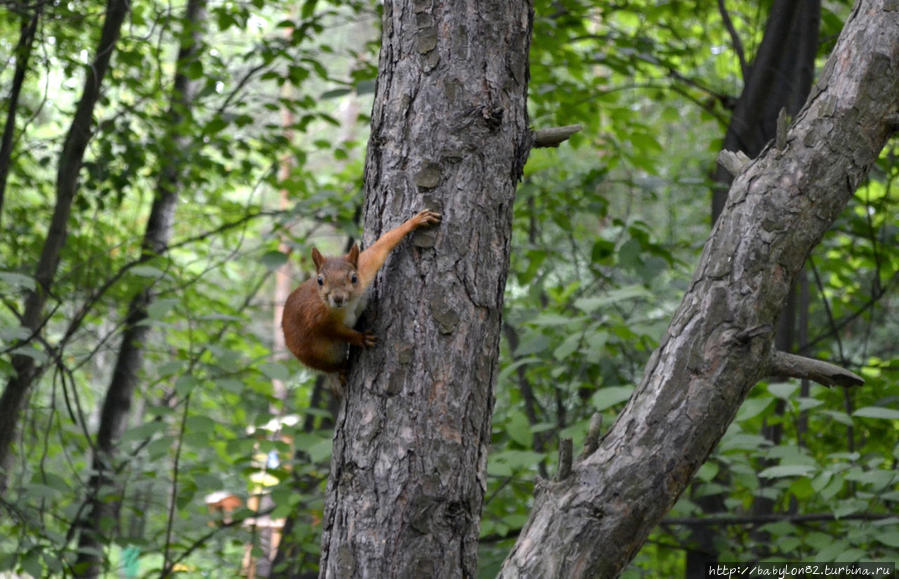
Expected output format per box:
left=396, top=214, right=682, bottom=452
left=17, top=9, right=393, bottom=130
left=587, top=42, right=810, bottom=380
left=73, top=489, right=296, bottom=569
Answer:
left=311, top=245, right=361, bottom=309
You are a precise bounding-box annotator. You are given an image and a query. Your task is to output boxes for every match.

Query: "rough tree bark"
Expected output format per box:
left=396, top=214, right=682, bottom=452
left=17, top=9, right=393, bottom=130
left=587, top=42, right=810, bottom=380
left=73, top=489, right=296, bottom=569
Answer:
left=500, top=1, right=898, bottom=577
left=318, top=0, right=532, bottom=576
left=70, top=1, right=206, bottom=575
left=0, top=0, right=130, bottom=480
left=694, top=2, right=820, bottom=573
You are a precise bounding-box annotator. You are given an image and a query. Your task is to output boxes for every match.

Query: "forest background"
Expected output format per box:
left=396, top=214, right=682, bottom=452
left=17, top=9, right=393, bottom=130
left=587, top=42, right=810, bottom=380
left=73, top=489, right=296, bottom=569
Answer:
left=0, top=0, right=897, bottom=577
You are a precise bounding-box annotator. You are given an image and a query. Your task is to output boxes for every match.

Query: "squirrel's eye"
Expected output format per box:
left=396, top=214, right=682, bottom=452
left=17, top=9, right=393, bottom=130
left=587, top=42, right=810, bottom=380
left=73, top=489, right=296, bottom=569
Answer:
left=351, top=273, right=358, bottom=284
left=317, top=275, right=324, bottom=286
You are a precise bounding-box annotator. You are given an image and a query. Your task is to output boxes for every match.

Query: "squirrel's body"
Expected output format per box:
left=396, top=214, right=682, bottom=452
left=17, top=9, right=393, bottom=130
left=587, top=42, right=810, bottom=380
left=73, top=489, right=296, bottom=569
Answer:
left=282, top=209, right=440, bottom=377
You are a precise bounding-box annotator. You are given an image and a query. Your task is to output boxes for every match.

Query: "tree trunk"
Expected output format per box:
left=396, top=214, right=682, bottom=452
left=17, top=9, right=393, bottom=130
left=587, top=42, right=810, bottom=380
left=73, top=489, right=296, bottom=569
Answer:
left=0, top=4, right=42, bottom=228
left=711, top=0, right=820, bottom=221
left=501, top=1, right=898, bottom=577
left=0, top=0, right=130, bottom=481
left=694, top=2, right=820, bottom=574
left=70, top=1, right=206, bottom=575
left=318, top=0, right=532, bottom=576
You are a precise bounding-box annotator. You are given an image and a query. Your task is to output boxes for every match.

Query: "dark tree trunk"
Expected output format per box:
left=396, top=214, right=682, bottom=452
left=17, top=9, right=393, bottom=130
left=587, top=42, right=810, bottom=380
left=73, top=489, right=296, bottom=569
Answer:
left=501, top=1, right=898, bottom=577
left=0, top=4, right=42, bottom=228
left=70, top=1, right=206, bottom=575
left=712, top=0, right=820, bottom=221
left=0, top=0, right=130, bottom=481
left=694, top=2, right=820, bottom=574
left=318, top=0, right=532, bottom=576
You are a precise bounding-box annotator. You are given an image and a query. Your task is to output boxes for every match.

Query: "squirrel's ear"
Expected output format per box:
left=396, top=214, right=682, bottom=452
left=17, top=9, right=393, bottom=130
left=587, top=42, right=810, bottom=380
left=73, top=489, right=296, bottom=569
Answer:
left=345, top=244, right=360, bottom=267
left=311, top=247, right=325, bottom=270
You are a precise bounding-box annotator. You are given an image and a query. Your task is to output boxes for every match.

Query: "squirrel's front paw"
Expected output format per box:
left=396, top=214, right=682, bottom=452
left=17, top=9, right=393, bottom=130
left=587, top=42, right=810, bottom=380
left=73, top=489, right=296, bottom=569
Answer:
left=413, top=209, right=441, bottom=227
left=362, top=331, right=377, bottom=348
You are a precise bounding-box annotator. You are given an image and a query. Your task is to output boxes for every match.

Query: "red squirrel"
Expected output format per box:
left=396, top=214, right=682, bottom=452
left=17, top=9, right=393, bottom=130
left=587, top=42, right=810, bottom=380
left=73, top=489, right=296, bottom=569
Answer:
left=281, top=209, right=441, bottom=382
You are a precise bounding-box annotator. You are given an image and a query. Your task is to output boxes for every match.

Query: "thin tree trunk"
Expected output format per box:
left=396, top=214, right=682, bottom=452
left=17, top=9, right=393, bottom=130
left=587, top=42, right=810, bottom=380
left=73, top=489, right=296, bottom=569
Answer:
left=70, top=1, right=206, bottom=575
left=501, top=1, right=898, bottom=576
left=0, top=0, right=130, bottom=481
left=318, top=0, right=533, bottom=576
left=0, top=3, right=42, bottom=228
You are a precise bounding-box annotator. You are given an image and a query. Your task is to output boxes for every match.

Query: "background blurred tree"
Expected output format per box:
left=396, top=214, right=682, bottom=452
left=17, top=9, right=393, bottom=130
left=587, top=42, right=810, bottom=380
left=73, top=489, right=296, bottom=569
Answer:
left=0, top=0, right=896, bottom=577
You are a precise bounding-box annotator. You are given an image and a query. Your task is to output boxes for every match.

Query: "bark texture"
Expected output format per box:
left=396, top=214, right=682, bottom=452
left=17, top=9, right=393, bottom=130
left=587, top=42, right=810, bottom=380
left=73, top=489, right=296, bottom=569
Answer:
left=0, top=0, right=130, bottom=478
left=698, top=2, right=820, bottom=573
left=71, top=1, right=205, bottom=575
left=500, top=1, right=899, bottom=577
left=319, top=0, right=532, bottom=576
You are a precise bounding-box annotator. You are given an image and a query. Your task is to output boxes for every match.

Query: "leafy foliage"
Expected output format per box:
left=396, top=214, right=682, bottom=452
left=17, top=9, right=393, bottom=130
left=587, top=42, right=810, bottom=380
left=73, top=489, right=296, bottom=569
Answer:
left=0, top=0, right=896, bottom=576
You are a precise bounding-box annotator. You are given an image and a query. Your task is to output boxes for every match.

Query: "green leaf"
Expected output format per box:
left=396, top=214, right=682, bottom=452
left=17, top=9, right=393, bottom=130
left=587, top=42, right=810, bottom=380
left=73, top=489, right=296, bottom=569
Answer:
left=553, top=332, right=581, bottom=361
left=853, top=406, right=899, bottom=420
left=821, top=410, right=853, bottom=426
left=121, top=421, right=167, bottom=442
left=874, top=531, right=899, bottom=548
left=695, top=461, right=719, bottom=482
left=217, top=378, right=244, bottom=394
left=498, top=356, right=538, bottom=383
left=844, top=469, right=895, bottom=490
left=260, top=250, right=289, bottom=271
left=147, top=298, right=178, bottom=320
left=736, top=397, right=773, bottom=421
left=528, top=313, right=579, bottom=326
left=506, top=411, right=533, bottom=448
left=130, top=265, right=166, bottom=278
left=186, top=416, right=217, bottom=434
left=27, top=483, right=63, bottom=499
left=574, top=285, right=652, bottom=313
left=758, top=464, right=816, bottom=478
left=767, top=382, right=799, bottom=399
left=259, top=362, right=290, bottom=381
left=591, top=386, right=634, bottom=411
left=0, top=271, right=35, bottom=290
left=175, top=375, right=200, bottom=396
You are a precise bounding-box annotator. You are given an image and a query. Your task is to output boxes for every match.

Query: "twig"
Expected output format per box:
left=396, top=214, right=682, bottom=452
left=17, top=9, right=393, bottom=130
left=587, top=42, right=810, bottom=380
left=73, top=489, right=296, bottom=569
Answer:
left=579, top=413, right=603, bottom=460
left=556, top=438, right=572, bottom=481
left=716, top=149, right=751, bottom=177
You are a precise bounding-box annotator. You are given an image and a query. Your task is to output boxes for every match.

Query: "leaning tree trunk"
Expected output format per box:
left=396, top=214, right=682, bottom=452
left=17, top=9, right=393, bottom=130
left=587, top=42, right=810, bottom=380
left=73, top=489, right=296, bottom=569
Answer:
left=70, top=1, right=206, bottom=575
left=318, top=0, right=532, bottom=576
left=0, top=0, right=130, bottom=480
left=501, top=1, right=898, bottom=577
left=693, top=1, right=820, bottom=573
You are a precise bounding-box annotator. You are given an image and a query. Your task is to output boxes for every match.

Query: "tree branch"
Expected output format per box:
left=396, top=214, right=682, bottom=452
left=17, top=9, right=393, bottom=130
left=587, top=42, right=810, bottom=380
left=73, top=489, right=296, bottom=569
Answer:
left=532, top=125, right=582, bottom=148
left=769, top=351, right=863, bottom=388
left=716, top=149, right=752, bottom=177
left=501, top=3, right=899, bottom=576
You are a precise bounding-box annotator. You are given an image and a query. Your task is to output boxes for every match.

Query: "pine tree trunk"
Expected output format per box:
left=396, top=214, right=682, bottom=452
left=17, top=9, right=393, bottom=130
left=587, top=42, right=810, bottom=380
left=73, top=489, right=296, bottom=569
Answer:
left=318, top=0, right=533, bottom=576
left=501, top=1, right=898, bottom=577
